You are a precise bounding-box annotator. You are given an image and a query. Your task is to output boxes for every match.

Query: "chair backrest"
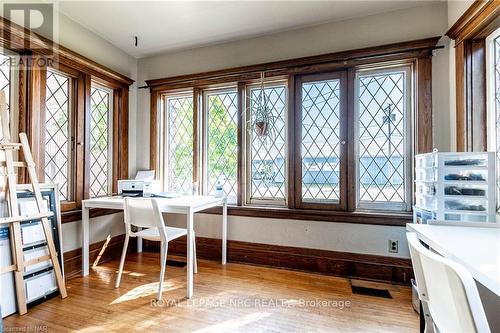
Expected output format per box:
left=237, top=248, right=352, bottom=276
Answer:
left=407, top=233, right=430, bottom=302
left=407, top=232, right=490, bottom=333
left=123, top=197, right=167, bottom=241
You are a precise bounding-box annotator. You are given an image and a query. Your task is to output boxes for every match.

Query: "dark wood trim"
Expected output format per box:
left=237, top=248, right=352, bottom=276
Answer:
left=346, top=68, right=356, bottom=211
left=149, top=37, right=438, bottom=220
left=446, top=0, right=500, bottom=45
left=236, top=82, right=245, bottom=206
left=74, top=72, right=87, bottom=208
left=149, top=91, right=159, bottom=172
left=17, top=56, right=28, bottom=184
left=456, top=42, right=468, bottom=151
left=83, top=73, right=92, bottom=200
left=455, top=39, right=489, bottom=152
left=193, top=88, right=201, bottom=187
left=25, top=55, right=47, bottom=180
left=63, top=234, right=136, bottom=279
left=143, top=236, right=413, bottom=284
left=416, top=56, right=433, bottom=154
left=294, top=71, right=348, bottom=211
left=112, top=89, right=121, bottom=193
left=9, top=17, right=131, bottom=210
left=119, top=87, right=129, bottom=180
left=0, top=17, right=133, bottom=87
left=448, top=0, right=499, bottom=152
left=200, top=205, right=411, bottom=226
left=61, top=208, right=122, bottom=224
left=146, top=37, right=441, bottom=91
left=287, top=75, right=296, bottom=209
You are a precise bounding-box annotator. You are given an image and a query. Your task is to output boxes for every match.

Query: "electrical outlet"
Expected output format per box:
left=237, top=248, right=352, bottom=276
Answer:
left=388, top=240, right=399, bottom=253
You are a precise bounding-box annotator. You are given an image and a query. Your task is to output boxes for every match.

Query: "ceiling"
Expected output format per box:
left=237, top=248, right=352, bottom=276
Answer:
left=57, top=1, right=439, bottom=59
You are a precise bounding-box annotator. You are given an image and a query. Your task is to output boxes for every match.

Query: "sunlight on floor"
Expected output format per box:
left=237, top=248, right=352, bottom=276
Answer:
left=92, top=235, right=111, bottom=268
left=192, top=311, right=272, bottom=333
left=111, top=281, right=177, bottom=304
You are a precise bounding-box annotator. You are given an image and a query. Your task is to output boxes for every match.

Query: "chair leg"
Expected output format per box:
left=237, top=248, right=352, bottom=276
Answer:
left=158, top=241, right=168, bottom=300
left=115, top=235, right=130, bottom=288
left=193, top=232, right=198, bottom=274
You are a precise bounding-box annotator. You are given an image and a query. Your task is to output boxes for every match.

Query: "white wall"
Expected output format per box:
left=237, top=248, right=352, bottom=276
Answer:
left=53, top=12, right=138, bottom=252
left=135, top=3, right=450, bottom=259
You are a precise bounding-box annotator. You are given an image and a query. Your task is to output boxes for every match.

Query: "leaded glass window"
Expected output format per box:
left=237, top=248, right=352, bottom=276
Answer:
left=89, top=85, right=112, bottom=197
left=356, top=67, right=411, bottom=210
left=165, top=95, right=193, bottom=193
left=247, top=83, right=287, bottom=203
left=0, top=55, right=10, bottom=111
left=206, top=90, right=238, bottom=201
left=44, top=70, right=72, bottom=200
left=301, top=79, right=342, bottom=203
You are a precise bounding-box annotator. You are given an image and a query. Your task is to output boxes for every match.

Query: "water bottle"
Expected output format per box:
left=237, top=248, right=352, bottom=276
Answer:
left=214, top=180, right=224, bottom=198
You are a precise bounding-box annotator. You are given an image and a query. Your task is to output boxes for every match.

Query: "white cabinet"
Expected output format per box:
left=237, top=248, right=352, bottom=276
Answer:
left=414, top=152, right=496, bottom=224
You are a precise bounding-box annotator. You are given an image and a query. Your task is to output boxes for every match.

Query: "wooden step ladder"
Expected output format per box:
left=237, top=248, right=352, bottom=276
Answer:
left=0, top=90, right=67, bottom=315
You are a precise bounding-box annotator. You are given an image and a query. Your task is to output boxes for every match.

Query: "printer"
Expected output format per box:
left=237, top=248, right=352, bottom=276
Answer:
left=118, top=179, right=161, bottom=197
left=118, top=170, right=161, bottom=197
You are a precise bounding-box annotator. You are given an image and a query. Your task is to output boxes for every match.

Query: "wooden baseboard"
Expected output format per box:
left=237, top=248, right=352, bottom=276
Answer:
left=143, top=237, right=414, bottom=284
left=63, top=234, right=413, bottom=284
left=63, top=234, right=136, bottom=280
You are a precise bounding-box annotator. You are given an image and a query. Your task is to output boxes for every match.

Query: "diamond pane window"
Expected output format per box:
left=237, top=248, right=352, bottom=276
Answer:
left=90, top=85, right=112, bottom=197
left=301, top=79, right=341, bottom=202
left=357, top=68, right=410, bottom=210
left=0, top=55, right=10, bottom=111
left=206, top=90, right=238, bottom=201
left=248, top=84, right=287, bottom=202
left=165, top=95, right=193, bottom=193
left=44, top=70, right=72, bottom=200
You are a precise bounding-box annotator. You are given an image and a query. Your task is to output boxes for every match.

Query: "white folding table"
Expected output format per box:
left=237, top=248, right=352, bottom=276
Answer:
left=81, top=195, right=227, bottom=298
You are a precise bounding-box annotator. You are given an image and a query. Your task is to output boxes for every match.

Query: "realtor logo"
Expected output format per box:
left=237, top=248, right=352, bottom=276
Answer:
left=3, top=3, right=55, bottom=53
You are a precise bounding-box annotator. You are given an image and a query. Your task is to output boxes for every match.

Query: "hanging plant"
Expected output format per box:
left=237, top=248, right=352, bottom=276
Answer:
left=247, top=72, right=276, bottom=139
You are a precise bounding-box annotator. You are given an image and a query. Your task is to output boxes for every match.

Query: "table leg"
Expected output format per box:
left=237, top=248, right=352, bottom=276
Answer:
left=186, top=208, right=194, bottom=299
left=222, top=199, right=227, bottom=265
left=82, top=205, right=90, bottom=276
left=137, top=227, right=143, bottom=253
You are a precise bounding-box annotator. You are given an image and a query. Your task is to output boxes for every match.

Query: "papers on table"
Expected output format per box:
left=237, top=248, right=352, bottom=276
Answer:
left=135, top=170, right=155, bottom=180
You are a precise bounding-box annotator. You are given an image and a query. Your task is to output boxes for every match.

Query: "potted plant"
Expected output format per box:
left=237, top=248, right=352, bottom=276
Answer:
left=252, top=100, right=274, bottom=138
left=248, top=72, right=275, bottom=139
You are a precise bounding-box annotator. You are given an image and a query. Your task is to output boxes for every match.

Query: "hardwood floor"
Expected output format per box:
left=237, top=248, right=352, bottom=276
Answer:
left=3, top=253, right=418, bottom=332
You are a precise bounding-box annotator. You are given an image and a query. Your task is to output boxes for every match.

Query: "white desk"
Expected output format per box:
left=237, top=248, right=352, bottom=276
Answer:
left=407, top=223, right=500, bottom=331
left=406, top=223, right=500, bottom=297
left=82, top=195, right=227, bottom=298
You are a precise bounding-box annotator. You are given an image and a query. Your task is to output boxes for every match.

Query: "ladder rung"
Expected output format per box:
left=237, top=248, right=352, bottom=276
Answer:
left=0, top=264, right=16, bottom=274
left=0, top=142, right=22, bottom=147
left=0, top=161, right=28, bottom=167
left=25, top=255, right=51, bottom=267
left=0, top=212, right=54, bottom=225
left=0, top=143, right=21, bottom=150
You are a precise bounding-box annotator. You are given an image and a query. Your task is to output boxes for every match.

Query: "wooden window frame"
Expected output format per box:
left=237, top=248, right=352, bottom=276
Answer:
left=88, top=81, right=115, bottom=198
left=201, top=86, right=239, bottom=202
left=353, top=64, right=414, bottom=212
left=244, top=79, right=288, bottom=207
left=294, top=71, right=348, bottom=211
left=160, top=90, right=195, bottom=193
left=0, top=16, right=133, bottom=223
left=446, top=0, right=500, bottom=152
left=43, top=65, right=80, bottom=211
left=148, top=37, right=439, bottom=226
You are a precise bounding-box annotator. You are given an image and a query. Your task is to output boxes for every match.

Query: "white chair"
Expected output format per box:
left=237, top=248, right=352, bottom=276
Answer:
left=115, top=197, right=198, bottom=300
left=407, top=232, right=490, bottom=333
left=407, top=233, right=435, bottom=333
